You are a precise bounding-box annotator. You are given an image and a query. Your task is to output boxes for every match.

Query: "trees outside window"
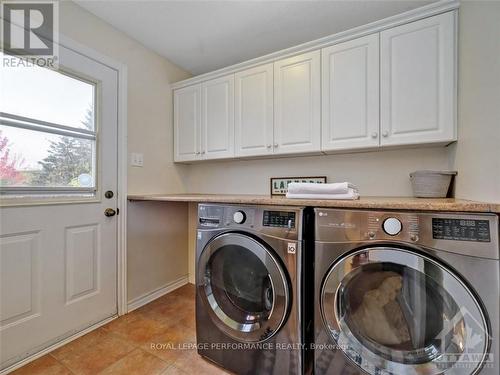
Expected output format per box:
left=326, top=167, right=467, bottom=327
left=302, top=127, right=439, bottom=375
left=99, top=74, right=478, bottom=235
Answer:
left=0, top=130, right=25, bottom=186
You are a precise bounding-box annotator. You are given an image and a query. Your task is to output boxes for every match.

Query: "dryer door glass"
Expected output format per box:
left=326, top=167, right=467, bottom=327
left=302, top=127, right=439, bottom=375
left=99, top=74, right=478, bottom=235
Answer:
left=321, top=247, right=490, bottom=375
left=199, top=233, right=289, bottom=343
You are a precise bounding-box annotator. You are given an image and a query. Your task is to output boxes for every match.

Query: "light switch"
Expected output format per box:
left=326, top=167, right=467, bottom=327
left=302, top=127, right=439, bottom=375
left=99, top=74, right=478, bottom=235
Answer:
left=130, top=153, right=144, bottom=167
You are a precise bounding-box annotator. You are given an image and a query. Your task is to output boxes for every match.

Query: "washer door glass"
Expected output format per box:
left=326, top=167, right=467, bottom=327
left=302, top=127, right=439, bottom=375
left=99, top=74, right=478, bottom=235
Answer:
left=321, top=247, right=490, bottom=375
left=199, top=233, right=289, bottom=343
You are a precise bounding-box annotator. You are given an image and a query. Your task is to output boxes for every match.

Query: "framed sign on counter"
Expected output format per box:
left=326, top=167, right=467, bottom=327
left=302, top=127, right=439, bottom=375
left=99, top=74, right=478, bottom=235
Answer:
left=270, top=176, right=327, bottom=196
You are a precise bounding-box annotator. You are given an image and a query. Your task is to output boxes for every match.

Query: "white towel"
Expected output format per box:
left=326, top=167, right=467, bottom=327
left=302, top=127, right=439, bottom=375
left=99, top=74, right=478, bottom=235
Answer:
left=286, top=189, right=360, bottom=200
left=287, top=182, right=358, bottom=195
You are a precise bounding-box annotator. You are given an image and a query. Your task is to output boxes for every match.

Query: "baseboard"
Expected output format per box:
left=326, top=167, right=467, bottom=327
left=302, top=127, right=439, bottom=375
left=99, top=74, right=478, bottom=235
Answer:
left=127, top=275, right=189, bottom=313
left=0, top=315, right=117, bottom=375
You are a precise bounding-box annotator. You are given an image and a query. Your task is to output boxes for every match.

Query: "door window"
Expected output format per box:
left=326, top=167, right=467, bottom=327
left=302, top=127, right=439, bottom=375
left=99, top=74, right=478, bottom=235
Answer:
left=0, top=52, right=97, bottom=195
left=322, top=248, right=489, bottom=375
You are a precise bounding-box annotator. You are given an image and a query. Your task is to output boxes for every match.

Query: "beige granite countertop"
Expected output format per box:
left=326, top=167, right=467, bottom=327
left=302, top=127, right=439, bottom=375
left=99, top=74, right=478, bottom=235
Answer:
left=128, top=194, right=500, bottom=213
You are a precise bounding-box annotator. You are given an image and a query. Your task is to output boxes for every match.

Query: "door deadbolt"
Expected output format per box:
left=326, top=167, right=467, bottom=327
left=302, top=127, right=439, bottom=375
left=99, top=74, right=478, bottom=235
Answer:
left=104, top=208, right=117, bottom=217
left=105, top=190, right=114, bottom=199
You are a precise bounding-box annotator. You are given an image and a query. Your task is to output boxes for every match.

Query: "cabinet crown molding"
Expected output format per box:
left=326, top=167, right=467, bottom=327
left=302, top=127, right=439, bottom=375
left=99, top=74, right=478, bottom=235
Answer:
left=171, top=0, right=459, bottom=90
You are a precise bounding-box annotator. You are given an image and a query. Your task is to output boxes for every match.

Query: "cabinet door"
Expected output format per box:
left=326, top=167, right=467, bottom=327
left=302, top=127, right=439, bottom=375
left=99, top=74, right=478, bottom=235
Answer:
left=380, top=11, right=456, bottom=146
left=235, top=64, right=274, bottom=157
left=174, top=84, right=201, bottom=162
left=201, top=75, right=235, bottom=159
left=274, top=51, right=321, bottom=154
left=322, top=34, right=380, bottom=151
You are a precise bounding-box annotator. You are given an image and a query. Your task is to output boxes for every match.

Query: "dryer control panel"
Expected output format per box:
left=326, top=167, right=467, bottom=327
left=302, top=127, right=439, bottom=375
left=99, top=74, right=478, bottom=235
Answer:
left=263, top=211, right=296, bottom=229
left=198, top=204, right=303, bottom=240
left=315, top=208, right=499, bottom=260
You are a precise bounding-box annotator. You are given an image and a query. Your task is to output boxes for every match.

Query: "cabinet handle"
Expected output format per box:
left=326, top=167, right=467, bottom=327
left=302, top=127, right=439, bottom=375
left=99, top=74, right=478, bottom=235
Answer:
left=267, top=145, right=272, bottom=149
left=195, top=151, right=200, bottom=155
left=371, top=132, right=378, bottom=139
left=274, top=143, right=279, bottom=148
left=382, top=131, right=389, bottom=138
left=201, top=150, right=205, bottom=154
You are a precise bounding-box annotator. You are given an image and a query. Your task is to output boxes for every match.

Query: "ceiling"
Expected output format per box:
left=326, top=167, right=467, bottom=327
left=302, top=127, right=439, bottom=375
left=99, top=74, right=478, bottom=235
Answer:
left=75, top=0, right=435, bottom=75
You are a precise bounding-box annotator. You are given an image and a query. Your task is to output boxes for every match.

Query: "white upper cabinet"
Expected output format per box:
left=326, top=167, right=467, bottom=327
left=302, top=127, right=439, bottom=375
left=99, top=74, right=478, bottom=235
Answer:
left=235, top=64, right=274, bottom=157
left=174, top=84, right=201, bottom=162
left=380, top=12, right=456, bottom=146
left=274, top=51, right=321, bottom=155
left=173, top=7, right=458, bottom=162
left=201, top=74, right=235, bottom=159
left=321, top=34, right=380, bottom=152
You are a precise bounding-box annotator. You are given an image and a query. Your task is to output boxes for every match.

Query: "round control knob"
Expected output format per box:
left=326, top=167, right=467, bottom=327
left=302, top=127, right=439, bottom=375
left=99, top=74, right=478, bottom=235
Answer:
left=233, top=211, right=246, bottom=224
left=383, top=217, right=402, bottom=236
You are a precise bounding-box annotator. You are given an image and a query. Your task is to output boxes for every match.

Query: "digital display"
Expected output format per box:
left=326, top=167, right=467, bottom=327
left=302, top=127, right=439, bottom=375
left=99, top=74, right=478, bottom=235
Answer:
left=199, top=217, right=220, bottom=226
left=432, top=218, right=490, bottom=242
left=263, top=211, right=295, bottom=228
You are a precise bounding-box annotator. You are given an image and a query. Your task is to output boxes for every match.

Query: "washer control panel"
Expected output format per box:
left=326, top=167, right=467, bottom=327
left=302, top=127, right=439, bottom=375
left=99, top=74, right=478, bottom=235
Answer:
left=233, top=211, right=246, bottom=224
left=365, top=213, right=418, bottom=241
left=315, top=208, right=499, bottom=259
left=432, top=218, right=491, bottom=242
left=383, top=217, right=403, bottom=236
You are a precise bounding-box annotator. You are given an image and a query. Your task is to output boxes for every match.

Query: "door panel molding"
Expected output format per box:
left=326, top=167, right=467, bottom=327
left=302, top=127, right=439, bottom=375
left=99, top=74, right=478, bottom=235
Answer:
left=64, top=224, right=101, bottom=304
left=0, top=231, right=41, bottom=329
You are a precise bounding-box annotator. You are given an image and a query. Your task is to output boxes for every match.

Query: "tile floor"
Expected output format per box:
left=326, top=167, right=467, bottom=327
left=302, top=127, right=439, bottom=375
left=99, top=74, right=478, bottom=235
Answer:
left=12, top=284, right=231, bottom=375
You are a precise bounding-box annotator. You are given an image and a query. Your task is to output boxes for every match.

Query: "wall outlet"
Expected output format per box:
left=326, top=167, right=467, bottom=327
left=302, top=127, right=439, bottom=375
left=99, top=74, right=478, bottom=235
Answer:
left=130, top=153, right=144, bottom=167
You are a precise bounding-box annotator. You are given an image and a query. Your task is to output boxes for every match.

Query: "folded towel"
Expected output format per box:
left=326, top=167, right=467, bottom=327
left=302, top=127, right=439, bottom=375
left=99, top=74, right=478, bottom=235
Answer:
left=286, top=189, right=360, bottom=200
left=287, top=182, right=358, bottom=195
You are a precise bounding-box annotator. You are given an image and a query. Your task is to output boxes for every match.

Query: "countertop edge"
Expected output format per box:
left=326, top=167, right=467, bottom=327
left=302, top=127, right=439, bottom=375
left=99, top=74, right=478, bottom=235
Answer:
left=127, top=194, right=500, bottom=214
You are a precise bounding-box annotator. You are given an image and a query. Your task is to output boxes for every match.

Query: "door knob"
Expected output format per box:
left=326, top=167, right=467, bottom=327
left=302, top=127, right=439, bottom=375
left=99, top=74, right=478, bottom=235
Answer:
left=104, top=208, right=116, bottom=217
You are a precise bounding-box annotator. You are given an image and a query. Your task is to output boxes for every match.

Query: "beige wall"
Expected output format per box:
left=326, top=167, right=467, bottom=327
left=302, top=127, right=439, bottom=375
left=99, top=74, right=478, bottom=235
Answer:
left=60, top=1, right=191, bottom=195
left=59, top=2, right=192, bottom=303
left=450, top=1, right=500, bottom=203
left=183, top=147, right=451, bottom=196
left=127, top=201, right=188, bottom=303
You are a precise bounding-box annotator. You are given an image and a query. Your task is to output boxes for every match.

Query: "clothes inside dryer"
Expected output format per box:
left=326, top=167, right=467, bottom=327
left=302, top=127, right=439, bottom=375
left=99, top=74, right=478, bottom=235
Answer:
left=336, top=261, right=464, bottom=365
left=209, top=244, right=273, bottom=318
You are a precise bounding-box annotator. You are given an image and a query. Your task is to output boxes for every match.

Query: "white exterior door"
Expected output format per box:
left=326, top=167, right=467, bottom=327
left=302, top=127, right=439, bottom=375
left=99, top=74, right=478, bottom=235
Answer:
left=235, top=64, right=274, bottom=157
left=322, top=34, right=380, bottom=151
left=0, top=44, right=118, bottom=370
left=274, top=51, right=321, bottom=155
left=174, top=84, right=201, bottom=162
left=380, top=12, right=456, bottom=146
left=201, top=75, right=234, bottom=160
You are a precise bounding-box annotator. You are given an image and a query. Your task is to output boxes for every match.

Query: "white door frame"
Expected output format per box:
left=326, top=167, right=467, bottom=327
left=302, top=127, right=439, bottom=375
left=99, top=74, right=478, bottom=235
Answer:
left=55, top=34, right=129, bottom=316
left=0, top=34, right=128, bottom=375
